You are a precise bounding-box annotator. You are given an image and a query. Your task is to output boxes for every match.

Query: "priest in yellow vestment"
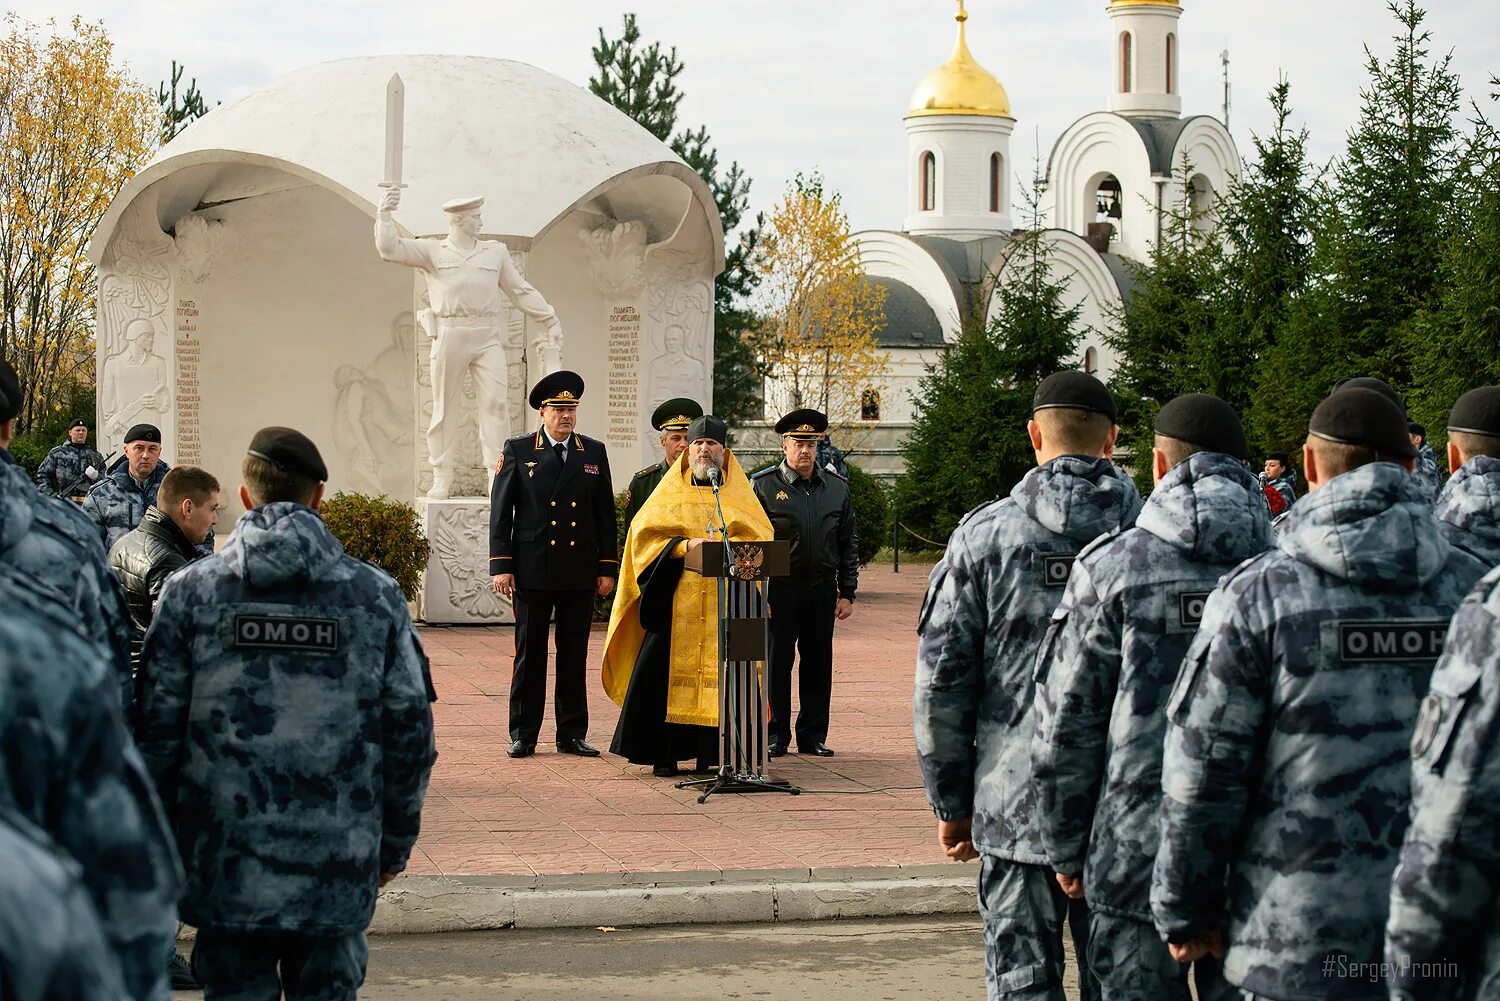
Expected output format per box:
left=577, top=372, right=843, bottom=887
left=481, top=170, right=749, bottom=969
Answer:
left=603, top=415, right=773, bottom=777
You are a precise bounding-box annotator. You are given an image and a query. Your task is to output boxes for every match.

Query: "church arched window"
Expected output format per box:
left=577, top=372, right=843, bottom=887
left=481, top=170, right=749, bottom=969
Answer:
left=1120, top=33, right=1133, bottom=94
left=1166, top=33, right=1176, bottom=94
left=1084, top=347, right=1099, bottom=375
left=920, top=152, right=936, bottom=212
left=861, top=390, right=881, bottom=422
left=989, top=153, right=1003, bottom=213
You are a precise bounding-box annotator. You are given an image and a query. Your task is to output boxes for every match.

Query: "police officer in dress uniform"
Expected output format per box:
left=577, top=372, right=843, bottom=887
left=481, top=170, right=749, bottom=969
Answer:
left=490, top=371, right=619, bottom=759
left=134, top=427, right=437, bottom=1001
left=623, top=398, right=703, bottom=529
left=1385, top=562, right=1500, bottom=1000
left=1033, top=394, right=1268, bottom=1001
left=917, top=371, right=1140, bottom=1001
left=1433, top=386, right=1500, bottom=567
left=1151, top=388, right=1487, bottom=1001
left=752, top=409, right=858, bottom=757
left=34, top=418, right=106, bottom=499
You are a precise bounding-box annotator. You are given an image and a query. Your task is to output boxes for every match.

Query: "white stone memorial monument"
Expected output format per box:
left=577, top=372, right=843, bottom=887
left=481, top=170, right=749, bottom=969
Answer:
left=89, top=55, right=723, bottom=622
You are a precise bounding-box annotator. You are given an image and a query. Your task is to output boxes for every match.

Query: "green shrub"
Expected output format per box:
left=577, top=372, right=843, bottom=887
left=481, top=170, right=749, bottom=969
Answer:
left=844, top=461, right=889, bottom=566
left=320, top=492, right=430, bottom=601
left=6, top=434, right=47, bottom=475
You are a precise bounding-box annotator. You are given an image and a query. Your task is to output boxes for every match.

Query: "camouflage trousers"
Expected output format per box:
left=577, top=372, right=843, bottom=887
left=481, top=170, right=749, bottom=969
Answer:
left=1085, top=912, right=1237, bottom=1001
left=191, top=928, right=368, bottom=1001
left=977, top=855, right=1100, bottom=1001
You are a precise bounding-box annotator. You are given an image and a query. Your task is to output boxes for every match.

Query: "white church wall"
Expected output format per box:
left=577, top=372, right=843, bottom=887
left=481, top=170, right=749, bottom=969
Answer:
left=1108, top=4, right=1183, bottom=119
left=905, top=114, right=1015, bottom=238
left=1039, top=113, right=1158, bottom=262
left=1167, top=117, right=1241, bottom=219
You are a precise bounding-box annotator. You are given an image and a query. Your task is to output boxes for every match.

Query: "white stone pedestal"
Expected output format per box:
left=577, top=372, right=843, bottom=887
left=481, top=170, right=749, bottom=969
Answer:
left=417, top=497, right=513, bottom=624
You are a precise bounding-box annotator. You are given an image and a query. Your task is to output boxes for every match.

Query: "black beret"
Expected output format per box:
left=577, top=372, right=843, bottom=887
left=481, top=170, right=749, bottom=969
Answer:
left=68, top=419, right=88, bottom=430
left=124, top=423, right=161, bottom=444
left=0, top=359, right=18, bottom=423
left=1334, top=376, right=1407, bottom=415
left=1154, top=394, right=1248, bottom=461
left=1448, top=386, right=1500, bottom=437
left=651, top=398, right=703, bottom=432
left=1033, top=371, right=1117, bottom=422
left=247, top=426, right=328, bottom=481
left=1309, top=388, right=1418, bottom=459
left=529, top=370, right=584, bottom=410
left=687, top=414, right=727, bottom=446
left=776, top=408, right=828, bottom=440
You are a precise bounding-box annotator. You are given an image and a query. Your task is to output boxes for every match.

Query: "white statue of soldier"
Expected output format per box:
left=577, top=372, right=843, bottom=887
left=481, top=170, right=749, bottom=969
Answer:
left=375, top=188, right=563, bottom=498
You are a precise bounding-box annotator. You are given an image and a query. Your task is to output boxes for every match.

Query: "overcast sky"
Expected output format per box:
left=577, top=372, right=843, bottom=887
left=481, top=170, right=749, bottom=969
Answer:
left=18, top=1, right=1500, bottom=235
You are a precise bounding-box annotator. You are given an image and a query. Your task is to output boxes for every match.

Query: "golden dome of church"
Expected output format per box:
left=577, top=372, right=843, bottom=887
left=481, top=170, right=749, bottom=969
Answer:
left=906, top=2, right=1012, bottom=120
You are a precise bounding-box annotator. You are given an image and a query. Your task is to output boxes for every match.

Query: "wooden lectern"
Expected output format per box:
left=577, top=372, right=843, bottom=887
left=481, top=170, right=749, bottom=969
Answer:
left=679, top=538, right=798, bottom=802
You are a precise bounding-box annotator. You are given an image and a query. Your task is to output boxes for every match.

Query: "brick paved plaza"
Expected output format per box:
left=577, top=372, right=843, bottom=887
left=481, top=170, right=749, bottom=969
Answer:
left=405, top=563, right=943, bottom=878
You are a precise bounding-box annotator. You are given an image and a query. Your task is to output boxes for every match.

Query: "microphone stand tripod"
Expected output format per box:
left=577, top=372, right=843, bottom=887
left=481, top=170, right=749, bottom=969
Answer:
left=678, top=465, right=799, bottom=803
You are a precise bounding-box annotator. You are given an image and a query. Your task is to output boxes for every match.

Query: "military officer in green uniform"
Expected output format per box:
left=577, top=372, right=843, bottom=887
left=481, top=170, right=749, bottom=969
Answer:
left=623, top=398, right=703, bottom=529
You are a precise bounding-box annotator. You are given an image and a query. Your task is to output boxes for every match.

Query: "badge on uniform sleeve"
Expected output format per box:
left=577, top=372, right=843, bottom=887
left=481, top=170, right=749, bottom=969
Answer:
left=1410, top=692, right=1443, bottom=758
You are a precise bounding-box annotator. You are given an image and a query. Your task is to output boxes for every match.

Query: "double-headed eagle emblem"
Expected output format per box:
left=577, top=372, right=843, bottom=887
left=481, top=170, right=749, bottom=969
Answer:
left=732, top=545, right=765, bottom=580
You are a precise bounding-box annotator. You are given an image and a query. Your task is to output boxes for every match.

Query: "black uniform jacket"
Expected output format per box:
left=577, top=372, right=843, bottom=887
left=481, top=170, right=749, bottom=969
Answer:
left=489, top=428, right=619, bottom=590
left=751, top=461, right=859, bottom=601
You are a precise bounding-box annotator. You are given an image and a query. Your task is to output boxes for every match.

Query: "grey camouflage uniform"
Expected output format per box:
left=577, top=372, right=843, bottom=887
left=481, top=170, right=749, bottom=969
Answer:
left=0, top=808, right=130, bottom=1001
left=135, top=501, right=436, bottom=994
left=1385, top=563, right=1500, bottom=1001
left=0, top=451, right=134, bottom=709
left=0, top=562, right=183, bottom=1001
left=1416, top=441, right=1444, bottom=503
left=35, top=439, right=106, bottom=497
left=1151, top=462, right=1487, bottom=1001
left=1033, top=452, right=1270, bottom=1000
left=1257, top=469, right=1296, bottom=516
left=1434, top=455, right=1500, bottom=567
left=916, top=455, right=1141, bottom=1000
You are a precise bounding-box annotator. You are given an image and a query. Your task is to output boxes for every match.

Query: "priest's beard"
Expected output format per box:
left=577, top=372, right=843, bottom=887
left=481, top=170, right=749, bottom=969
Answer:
left=690, top=454, right=723, bottom=482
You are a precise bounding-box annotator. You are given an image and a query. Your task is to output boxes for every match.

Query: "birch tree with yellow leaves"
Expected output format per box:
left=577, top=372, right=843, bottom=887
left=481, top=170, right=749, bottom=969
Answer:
left=751, top=173, right=887, bottom=436
left=0, top=16, right=156, bottom=430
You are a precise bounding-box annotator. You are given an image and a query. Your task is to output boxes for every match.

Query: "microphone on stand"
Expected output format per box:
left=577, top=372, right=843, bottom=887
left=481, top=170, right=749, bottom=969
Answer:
left=707, top=465, right=721, bottom=491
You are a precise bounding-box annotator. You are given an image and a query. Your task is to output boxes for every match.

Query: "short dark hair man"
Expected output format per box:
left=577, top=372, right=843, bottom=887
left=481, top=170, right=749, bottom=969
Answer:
left=489, top=371, right=619, bottom=759
left=752, top=409, right=858, bottom=757
left=34, top=419, right=106, bottom=500
left=135, top=426, right=436, bottom=1001
left=108, top=465, right=221, bottom=668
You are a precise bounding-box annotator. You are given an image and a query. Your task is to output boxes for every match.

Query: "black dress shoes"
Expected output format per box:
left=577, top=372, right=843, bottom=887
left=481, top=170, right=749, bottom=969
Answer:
left=652, top=764, right=679, bottom=778
left=507, top=740, right=536, bottom=758
left=799, top=743, right=836, bottom=757
left=557, top=738, right=601, bottom=757
left=768, top=741, right=788, bottom=758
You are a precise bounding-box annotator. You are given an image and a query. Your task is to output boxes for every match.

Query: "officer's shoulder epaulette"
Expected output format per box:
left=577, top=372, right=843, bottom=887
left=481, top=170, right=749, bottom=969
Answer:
left=505, top=432, right=533, bottom=445
left=633, top=464, right=660, bottom=479
left=576, top=432, right=601, bottom=448
left=824, top=468, right=848, bottom=483
left=751, top=466, right=781, bottom=481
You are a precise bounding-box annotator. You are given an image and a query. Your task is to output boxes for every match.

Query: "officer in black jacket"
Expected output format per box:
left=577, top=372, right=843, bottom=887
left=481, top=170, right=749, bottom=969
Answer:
left=107, top=465, right=221, bottom=668
left=751, top=409, right=858, bottom=757
left=490, top=371, right=619, bottom=758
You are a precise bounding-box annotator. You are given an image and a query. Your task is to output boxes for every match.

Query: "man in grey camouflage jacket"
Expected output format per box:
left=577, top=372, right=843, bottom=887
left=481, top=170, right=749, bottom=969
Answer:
left=34, top=419, right=106, bottom=499
left=1033, top=394, right=1268, bottom=1001
left=1385, top=563, right=1500, bottom=1000
left=916, top=372, right=1140, bottom=1001
left=1433, top=386, right=1500, bottom=567
left=1410, top=421, right=1445, bottom=503
left=1151, top=387, right=1488, bottom=1001
left=136, top=427, right=437, bottom=999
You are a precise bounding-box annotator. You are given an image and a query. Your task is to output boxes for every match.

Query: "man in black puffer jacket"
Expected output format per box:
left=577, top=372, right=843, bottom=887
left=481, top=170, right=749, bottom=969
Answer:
left=108, top=465, right=222, bottom=668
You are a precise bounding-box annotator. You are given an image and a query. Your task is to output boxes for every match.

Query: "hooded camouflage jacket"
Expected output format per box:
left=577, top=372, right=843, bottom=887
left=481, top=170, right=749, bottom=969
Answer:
left=1385, top=564, right=1500, bottom=1001
left=1033, top=452, right=1271, bottom=920
left=1416, top=441, right=1444, bottom=504
left=1151, top=462, right=1486, bottom=1001
left=1434, top=455, right=1500, bottom=568
left=915, top=455, right=1142, bottom=862
left=0, top=563, right=181, bottom=1001
left=0, top=452, right=134, bottom=709
left=136, top=502, right=437, bottom=934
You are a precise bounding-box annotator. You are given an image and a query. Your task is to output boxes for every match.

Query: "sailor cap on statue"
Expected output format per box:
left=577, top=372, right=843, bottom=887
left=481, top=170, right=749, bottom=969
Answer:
left=1448, top=386, right=1500, bottom=437
left=441, top=195, right=484, bottom=215
left=687, top=415, right=727, bottom=446
left=776, top=409, right=828, bottom=441
left=0, top=359, right=18, bottom=423
left=652, top=398, right=703, bottom=432
left=1154, top=393, right=1248, bottom=461
left=1334, top=376, right=1406, bottom=415
left=247, top=426, right=329, bottom=481
left=124, top=423, right=161, bottom=445
left=1308, top=388, right=1417, bottom=459
left=1032, top=371, right=1117, bottom=422
left=529, top=370, right=585, bottom=409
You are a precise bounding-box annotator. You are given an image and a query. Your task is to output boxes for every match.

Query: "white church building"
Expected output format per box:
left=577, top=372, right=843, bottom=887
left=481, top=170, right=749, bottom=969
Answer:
left=789, top=0, right=1240, bottom=478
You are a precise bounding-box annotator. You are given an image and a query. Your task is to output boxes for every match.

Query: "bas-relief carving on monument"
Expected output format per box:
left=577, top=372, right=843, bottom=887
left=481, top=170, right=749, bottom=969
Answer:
left=173, top=214, right=227, bottom=283
left=419, top=499, right=512, bottom=624
left=101, top=318, right=171, bottom=440
left=98, top=195, right=176, bottom=446
left=642, top=247, right=711, bottom=453
left=333, top=312, right=416, bottom=496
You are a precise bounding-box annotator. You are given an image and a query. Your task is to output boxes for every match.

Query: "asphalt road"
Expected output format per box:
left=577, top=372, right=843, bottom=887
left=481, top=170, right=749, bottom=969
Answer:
left=175, top=916, right=1080, bottom=999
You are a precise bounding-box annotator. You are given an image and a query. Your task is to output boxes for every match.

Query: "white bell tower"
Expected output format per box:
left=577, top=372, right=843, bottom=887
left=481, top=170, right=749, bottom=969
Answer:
left=1108, top=0, right=1183, bottom=120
